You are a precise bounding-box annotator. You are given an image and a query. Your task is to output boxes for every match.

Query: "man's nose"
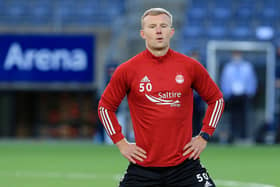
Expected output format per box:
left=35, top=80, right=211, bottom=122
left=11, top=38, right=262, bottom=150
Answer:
left=156, top=26, right=162, bottom=34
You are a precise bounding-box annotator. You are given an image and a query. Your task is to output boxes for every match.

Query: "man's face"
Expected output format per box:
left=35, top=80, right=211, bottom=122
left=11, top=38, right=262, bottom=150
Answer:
left=140, top=14, right=174, bottom=51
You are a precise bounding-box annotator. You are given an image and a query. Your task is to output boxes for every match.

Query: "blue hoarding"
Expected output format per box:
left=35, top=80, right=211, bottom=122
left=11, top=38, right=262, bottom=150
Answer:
left=0, top=34, right=94, bottom=87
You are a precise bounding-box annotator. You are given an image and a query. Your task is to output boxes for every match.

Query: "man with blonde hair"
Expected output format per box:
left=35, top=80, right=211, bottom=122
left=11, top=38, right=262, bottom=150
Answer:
left=98, top=8, right=224, bottom=187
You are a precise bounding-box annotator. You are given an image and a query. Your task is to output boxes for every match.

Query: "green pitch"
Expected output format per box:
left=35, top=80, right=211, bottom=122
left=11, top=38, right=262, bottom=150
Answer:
left=0, top=140, right=279, bottom=187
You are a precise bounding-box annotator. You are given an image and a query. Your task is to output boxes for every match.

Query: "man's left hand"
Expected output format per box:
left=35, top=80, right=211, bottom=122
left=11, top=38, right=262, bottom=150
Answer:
left=182, top=136, right=207, bottom=160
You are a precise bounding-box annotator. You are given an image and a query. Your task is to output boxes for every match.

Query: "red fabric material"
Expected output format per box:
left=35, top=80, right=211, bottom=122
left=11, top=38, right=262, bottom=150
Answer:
left=98, top=49, right=224, bottom=167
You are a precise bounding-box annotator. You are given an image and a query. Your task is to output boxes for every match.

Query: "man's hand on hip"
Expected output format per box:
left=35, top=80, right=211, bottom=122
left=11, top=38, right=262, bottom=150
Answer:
left=116, top=138, right=147, bottom=164
left=182, top=136, right=207, bottom=160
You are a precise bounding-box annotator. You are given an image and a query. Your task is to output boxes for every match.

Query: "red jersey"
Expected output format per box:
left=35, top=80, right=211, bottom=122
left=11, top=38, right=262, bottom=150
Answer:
left=98, top=49, right=224, bottom=167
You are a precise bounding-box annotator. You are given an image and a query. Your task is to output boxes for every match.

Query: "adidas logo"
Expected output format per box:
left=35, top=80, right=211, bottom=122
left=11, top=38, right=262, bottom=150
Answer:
left=204, top=181, right=213, bottom=187
left=141, top=76, right=150, bottom=82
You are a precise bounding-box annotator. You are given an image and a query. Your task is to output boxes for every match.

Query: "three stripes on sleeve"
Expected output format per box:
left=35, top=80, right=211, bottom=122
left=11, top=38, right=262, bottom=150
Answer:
left=99, top=107, right=116, bottom=136
left=208, top=98, right=224, bottom=128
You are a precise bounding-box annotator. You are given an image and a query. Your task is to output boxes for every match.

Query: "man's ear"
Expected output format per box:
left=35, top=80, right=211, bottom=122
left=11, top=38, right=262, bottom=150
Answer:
left=140, top=29, right=145, bottom=39
left=170, top=28, right=175, bottom=38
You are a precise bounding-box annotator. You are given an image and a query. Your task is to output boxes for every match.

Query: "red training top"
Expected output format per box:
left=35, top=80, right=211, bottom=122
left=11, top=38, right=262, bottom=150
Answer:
left=98, top=49, right=224, bottom=167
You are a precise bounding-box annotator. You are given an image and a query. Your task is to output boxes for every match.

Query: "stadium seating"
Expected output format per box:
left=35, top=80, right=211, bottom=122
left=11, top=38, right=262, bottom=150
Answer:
left=0, top=0, right=125, bottom=27
left=207, top=24, right=228, bottom=40
left=0, top=0, right=27, bottom=24
left=27, top=0, right=52, bottom=25
left=0, top=0, right=279, bottom=58
left=182, top=0, right=279, bottom=55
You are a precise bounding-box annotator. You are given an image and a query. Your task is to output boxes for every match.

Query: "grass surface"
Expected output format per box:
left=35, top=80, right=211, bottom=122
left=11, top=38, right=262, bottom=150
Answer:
left=0, top=140, right=279, bottom=187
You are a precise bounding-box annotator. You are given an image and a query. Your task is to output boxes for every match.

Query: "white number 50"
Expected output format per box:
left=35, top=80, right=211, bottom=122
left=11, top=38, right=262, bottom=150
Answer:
left=196, top=173, right=209, bottom=182
left=139, top=83, right=152, bottom=92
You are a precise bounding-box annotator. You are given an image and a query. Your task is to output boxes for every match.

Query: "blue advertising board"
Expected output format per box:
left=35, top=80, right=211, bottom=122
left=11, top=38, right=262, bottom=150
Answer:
left=0, top=34, right=95, bottom=89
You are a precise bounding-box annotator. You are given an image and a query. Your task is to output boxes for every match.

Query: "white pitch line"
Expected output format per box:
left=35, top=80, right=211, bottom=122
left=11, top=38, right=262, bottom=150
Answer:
left=215, top=179, right=275, bottom=187
left=0, top=171, right=97, bottom=180
left=0, top=171, right=276, bottom=187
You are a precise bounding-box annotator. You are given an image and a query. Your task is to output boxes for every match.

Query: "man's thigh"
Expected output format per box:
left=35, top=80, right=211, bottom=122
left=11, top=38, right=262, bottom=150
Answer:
left=164, top=159, right=216, bottom=187
left=119, top=160, right=216, bottom=187
left=119, top=163, right=162, bottom=187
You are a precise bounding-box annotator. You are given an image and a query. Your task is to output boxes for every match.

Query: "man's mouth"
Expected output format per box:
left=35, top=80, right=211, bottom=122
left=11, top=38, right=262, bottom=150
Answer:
left=156, top=37, right=163, bottom=41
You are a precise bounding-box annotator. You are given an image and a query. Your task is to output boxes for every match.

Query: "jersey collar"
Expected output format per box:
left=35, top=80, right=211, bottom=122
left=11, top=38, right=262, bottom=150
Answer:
left=144, top=48, right=173, bottom=62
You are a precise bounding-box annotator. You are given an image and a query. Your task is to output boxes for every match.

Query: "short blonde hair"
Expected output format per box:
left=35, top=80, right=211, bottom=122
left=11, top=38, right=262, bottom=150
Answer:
left=141, top=8, right=173, bottom=28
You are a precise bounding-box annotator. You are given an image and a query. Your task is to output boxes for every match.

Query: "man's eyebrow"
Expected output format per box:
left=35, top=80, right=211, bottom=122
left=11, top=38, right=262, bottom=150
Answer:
left=147, top=23, right=157, bottom=26
left=147, top=23, right=169, bottom=26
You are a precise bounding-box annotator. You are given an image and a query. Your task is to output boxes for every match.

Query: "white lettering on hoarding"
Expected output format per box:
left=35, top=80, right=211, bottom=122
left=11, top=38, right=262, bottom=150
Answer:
left=3, top=42, right=88, bottom=71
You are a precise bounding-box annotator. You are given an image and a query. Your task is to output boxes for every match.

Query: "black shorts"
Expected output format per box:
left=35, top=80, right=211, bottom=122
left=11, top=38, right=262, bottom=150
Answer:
left=119, top=159, right=215, bottom=187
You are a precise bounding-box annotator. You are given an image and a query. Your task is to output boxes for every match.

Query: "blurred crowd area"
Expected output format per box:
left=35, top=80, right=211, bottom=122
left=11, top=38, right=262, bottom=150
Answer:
left=0, top=0, right=279, bottom=143
left=0, top=91, right=99, bottom=139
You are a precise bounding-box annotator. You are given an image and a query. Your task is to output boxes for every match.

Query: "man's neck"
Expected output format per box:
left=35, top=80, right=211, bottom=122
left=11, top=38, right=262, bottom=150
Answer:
left=147, top=46, right=169, bottom=57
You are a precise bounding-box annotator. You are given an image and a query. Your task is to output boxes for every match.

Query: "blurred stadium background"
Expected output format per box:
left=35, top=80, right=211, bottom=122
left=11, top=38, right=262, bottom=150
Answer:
left=0, top=0, right=279, bottom=186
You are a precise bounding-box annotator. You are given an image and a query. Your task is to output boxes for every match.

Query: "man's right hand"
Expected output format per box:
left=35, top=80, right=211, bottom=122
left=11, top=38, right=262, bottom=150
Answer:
left=116, top=138, right=147, bottom=164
